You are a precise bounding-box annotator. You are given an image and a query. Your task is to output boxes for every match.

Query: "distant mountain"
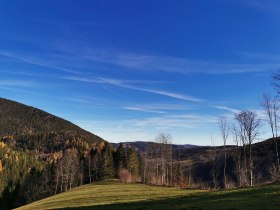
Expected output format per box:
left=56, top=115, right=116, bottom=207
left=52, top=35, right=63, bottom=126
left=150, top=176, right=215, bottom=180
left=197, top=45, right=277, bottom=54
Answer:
left=111, top=141, right=198, bottom=152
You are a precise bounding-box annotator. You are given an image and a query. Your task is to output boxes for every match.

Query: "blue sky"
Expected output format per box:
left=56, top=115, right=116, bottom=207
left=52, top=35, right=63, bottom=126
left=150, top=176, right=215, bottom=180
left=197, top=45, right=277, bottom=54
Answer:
left=0, top=0, right=279, bottom=145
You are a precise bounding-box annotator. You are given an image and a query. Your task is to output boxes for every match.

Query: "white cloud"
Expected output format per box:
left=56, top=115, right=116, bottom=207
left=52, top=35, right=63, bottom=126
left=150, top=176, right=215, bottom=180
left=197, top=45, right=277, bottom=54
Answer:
left=122, top=106, right=165, bottom=114
left=0, top=50, right=79, bottom=74
left=65, top=76, right=204, bottom=102
left=0, top=80, right=39, bottom=87
left=84, top=50, right=279, bottom=75
left=122, top=103, right=191, bottom=114
left=215, top=106, right=241, bottom=113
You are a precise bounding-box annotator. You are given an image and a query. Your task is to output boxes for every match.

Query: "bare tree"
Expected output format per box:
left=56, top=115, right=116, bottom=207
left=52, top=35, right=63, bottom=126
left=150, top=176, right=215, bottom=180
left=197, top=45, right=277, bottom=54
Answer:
left=260, top=93, right=280, bottom=174
left=209, top=135, right=219, bottom=189
left=55, top=149, right=80, bottom=192
left=219, top=116, right=229, bottom=188
left=232, top=125, right=242, bottom=187
left=144, top=133, right=173, bottom=186
left=155, top=133, right=173, bottom=186
left=235, top=111, right=261, bottom=186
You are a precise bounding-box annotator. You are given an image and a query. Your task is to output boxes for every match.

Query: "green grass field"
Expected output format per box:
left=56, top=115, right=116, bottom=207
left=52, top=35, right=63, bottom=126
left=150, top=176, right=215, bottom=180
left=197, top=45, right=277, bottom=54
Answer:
left=17, top=181, right=280, bottom=210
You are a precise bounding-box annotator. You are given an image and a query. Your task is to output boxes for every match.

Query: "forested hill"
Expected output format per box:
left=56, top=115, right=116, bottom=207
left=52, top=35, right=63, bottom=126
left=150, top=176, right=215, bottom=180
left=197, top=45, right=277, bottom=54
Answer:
left=0, top=98, right=105, bottom=147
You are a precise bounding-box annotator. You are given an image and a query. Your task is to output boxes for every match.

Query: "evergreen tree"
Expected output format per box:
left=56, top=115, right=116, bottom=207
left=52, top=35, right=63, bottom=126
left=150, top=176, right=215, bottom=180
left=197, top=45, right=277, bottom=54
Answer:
left=114, top=143, right=127, bottom=176
left=126, top=147, right=140, bottom=176
left=100, top=142, right=115, bottom=179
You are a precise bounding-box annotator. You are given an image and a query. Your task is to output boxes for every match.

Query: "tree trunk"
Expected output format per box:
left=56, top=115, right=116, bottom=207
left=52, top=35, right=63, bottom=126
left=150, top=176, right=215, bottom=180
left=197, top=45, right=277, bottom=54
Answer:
left=249, top=145, right=253, bottom=186
left=275, top=139, right=280, bottom=173
left=88, top=157, right=92, bottom=183
left=223, top=150, right=227, bottom=188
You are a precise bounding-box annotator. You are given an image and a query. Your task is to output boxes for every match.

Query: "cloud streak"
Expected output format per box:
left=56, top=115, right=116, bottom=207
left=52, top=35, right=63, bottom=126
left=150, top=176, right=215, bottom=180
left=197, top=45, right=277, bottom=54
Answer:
left=0, top=80, right=40, bottom=88
left=215, top=106, right=241, bottom=113
left=83, top=50, right=280, bottom=75
left=65, top=76, right=204, bottom=102
left=123, top=106, right=165, bottom=114
left=119, top=113, right=218, bottom=130
left=0, top=50, right=79, bottom=74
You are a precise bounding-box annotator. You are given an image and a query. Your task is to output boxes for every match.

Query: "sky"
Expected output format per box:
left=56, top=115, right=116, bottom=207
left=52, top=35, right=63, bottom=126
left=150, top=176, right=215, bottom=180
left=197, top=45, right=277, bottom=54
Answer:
left=0, top=0, right=280, bottom=145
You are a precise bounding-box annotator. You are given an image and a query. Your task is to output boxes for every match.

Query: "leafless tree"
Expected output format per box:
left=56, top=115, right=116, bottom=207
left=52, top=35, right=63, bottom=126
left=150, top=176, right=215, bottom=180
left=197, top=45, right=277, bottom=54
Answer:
left=235, top=111, right=261, bottom=186
left=209, top=135, right=219, bottom=189
left=219, top=116, right=229, bottom=188
left=260, top=93, right=280, bottom=174
left=54, top=149, right=80, bottom=192
left=86, top=149, right=95, bottom=183
left=156, top=133, right=173, bottom=186
left=144, top=133, right=173, bottom=186
left=232, top=125, right=242, bottom=187
left=54, top=159, right=62, bottom=194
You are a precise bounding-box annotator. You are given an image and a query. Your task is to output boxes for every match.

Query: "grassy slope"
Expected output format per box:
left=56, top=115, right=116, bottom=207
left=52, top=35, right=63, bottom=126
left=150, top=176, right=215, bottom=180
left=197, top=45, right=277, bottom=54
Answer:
left=17, top=181, right=280, bottom=210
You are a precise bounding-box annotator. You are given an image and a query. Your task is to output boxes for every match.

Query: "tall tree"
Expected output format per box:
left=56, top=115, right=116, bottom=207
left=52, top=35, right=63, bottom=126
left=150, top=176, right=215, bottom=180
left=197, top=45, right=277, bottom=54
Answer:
left=114, top=143, right=127, bottom=177
left=100, top=142, right=115, bottom=179
left=260, top=93, right=280, bottom=174
left=144, top=133, right=173, bottom=186
left=209, top=135, right=219, bottom=189
left=219, top=116, right=229, bottom=188
left=156, top=133, right=173, bottom=186
left=235, top=111, right=261, bottom=186
left=126, top=146, right=140, bottom=178
left=232, top=125, right=242, bottom=187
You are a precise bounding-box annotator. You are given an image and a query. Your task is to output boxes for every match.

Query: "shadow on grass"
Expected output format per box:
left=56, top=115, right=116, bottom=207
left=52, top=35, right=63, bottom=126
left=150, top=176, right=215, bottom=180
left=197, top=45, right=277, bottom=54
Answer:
left=60, top=185, right=280, bottom=210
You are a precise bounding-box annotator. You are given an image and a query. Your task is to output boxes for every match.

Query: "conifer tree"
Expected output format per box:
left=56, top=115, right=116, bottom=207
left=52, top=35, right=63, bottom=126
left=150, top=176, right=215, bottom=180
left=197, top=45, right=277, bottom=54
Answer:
left=100, top=142, right=115, bottom=179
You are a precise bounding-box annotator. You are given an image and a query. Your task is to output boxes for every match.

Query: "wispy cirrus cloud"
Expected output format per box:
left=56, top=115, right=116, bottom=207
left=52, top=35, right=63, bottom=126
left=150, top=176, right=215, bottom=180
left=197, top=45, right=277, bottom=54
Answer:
left=61, top=97, right=102, bottom=106
left=123, top=106, right=166, bottom=114
left=119, top=113, right=218, bottom=130
left=50, top=42, right=280, bottom=75
left=2, top=46, right=278, bottom=77
left=122, top=103, right=190, bottom=113
left=65, top=76, right=204, bottom=102
left=0, top=50, right=79, bottom=74
left=82, top=50, right=279, bottom=75
left=0, top=80, right=40, bottom=88
left=215, top=106, right=241, bottom=113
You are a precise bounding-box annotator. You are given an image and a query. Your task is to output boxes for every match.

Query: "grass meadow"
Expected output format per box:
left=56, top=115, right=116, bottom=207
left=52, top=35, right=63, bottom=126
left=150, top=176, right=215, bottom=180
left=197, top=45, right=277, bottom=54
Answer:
left=17, top=181, right=280, bottom=210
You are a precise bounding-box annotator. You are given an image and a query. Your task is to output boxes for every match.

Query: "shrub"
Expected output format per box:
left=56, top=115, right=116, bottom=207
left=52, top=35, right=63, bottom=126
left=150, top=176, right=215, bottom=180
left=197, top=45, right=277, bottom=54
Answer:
left=119, top=169, right=131, bottom=183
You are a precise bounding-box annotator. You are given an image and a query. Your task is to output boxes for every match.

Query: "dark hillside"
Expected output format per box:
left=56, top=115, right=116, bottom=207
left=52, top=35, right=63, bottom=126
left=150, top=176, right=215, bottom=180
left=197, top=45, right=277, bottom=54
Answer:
left=0, top=98, right=103, bottom=140
left=0, top=98, right=105, bottom=152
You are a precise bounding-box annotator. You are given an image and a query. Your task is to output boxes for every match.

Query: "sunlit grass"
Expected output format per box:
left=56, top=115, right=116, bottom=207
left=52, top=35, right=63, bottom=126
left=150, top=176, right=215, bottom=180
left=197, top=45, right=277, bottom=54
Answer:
left=17, top=181, right=280, bottom=210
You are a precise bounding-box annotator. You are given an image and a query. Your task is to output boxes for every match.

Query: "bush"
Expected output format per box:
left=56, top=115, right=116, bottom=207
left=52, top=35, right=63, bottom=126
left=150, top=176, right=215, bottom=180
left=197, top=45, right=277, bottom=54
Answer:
left=119, top=169, right=131, bottom=183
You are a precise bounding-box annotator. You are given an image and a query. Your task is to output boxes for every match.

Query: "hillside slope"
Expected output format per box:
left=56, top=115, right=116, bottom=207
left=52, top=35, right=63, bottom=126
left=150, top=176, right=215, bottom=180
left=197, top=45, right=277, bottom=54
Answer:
left=0, top=98, right=104, bottom=142
left=17, top=181, right=280, bottom=210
